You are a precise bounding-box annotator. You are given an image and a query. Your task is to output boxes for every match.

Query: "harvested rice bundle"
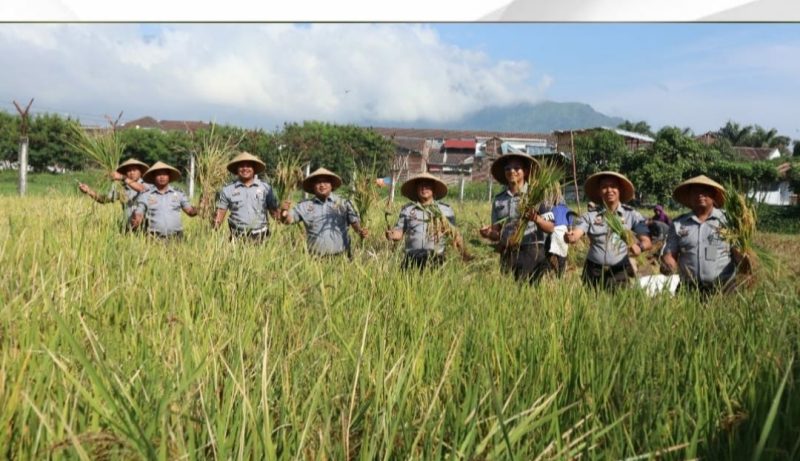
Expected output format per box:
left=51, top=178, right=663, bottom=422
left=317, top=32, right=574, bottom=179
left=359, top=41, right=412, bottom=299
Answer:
left=194, top=125, right=241, bottom=221
left=722, top=184, right=759, bottom=275
left=272, top=152, right=305, bottom=204
left=508, top=159, right=564, bottom=247
left=348, top=167, right=380, bottom=229
left=417, top=203, right=473, bottom=261
left=68, top=122, right=125, bottom=202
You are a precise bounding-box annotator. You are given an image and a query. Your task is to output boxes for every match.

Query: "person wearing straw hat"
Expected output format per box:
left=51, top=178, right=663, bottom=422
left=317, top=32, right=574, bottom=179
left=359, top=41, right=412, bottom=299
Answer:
left=661, top=175, right=739, bottom=295
left=479, top=152, right=555, bottom=283
left=385, top=172, right=460, bottom=270
left=564, top=171, right=651, bottom=290
left=213, top=152, right=279, bottom=242
left=130, top=161, right=198, bottom=239
left=78, top=158, right=152, bottom=231
left=279, top=167, right=367, bottom=257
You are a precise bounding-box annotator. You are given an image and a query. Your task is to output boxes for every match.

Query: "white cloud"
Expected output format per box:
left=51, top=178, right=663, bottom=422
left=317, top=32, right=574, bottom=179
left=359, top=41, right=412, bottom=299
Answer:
left=0, top=24, right=549, bottom=127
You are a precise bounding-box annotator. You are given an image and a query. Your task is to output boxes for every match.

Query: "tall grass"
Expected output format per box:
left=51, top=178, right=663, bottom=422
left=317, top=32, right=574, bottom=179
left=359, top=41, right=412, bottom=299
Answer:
left=193, top=125, right=241, bottom=221
left=0, top=195, right=798, bottom=459
left=67, top=123, right=125, bottom=202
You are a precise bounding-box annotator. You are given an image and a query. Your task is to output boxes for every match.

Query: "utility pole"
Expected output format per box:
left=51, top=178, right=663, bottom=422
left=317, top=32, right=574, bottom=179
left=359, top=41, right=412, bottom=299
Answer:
left=188, top=153, right=196, bottom=198
left=13, top=99, right=34, bottom=196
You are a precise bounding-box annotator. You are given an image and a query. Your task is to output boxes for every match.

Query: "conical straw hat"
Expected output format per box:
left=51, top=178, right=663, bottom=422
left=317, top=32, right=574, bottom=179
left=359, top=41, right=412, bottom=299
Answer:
left=116, top=158, right=149, bottom=175
left=302, top=168, right=342, bottom=194
left=583, top=171, right=635, bottom=204
left=226, top=151, right=266, bottom=175
left=490, top=152, right=540, bottom=185
left=143, top=161, right=182, bottom=183
left=401, top=172, right=448, bottom=201
left=672, top=175, right=726, bottom=208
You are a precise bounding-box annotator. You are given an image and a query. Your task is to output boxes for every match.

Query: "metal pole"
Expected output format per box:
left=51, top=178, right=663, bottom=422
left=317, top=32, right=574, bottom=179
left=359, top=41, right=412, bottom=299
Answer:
left=18, top=137, right=28, bottom=196
left=188, top=153, right=196, bottom=199
left=570, top=131, right=581, bottom=211
left=304, top=163, right=311, bottom=199
left=488, top=176, right=493, bottom=202
left=459, top=171, right=466, bottom=202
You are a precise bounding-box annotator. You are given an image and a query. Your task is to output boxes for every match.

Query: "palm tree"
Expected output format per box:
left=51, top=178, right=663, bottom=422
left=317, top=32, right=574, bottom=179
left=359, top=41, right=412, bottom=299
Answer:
left=617, top=120, right=654, bottom=137
left=718, top=121, right=752, bottom=146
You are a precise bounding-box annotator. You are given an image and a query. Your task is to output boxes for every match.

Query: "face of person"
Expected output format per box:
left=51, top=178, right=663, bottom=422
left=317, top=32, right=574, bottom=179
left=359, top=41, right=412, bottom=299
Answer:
left=124, top=167, right=143, bottom=181
left=237, top=162, right=256, bottom=181
left=313, top=178, right=332, bottom=198
left=599, top=177, right=621, bottom=206
left=689, top=185, right=716, bottom=210
left=154, top=171, right=171, bottom=188
left=503, top=160, right=528, bottom=184
left=417, top=181, right=434, bottom=203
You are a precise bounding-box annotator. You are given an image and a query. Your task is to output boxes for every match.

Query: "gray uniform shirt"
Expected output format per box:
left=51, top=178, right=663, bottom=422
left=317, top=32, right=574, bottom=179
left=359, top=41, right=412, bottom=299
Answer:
left=134, top=186, right=191, bottom=236
left=575, top=205, right=649, bottom=266
left=216, top=179, right=278, bottom=232
left=664, top=208, right=735, bottom=284
left=107, top=179, right=152, bottom=222
left=394, top=202, right=456, bottom=256
left=491, top=186, right=553, bottom=247
left=289, top=193, right=360, bottom=255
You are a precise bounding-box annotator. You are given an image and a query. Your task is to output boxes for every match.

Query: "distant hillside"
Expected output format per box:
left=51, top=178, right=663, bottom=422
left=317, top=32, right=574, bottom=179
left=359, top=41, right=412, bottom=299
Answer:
left=362, top=101, right=625, bottom=133
left=452, top=101, right=625, bottom=132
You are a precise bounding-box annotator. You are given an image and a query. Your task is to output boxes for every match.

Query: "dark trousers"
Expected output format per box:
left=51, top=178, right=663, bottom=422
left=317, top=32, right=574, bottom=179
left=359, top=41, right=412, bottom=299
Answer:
left=146, top=231, right=184, bottom=241
left=402, top=251, right=445, bottom=271
left=500, top=244, right=549, bottom=283
left=582, top=258, right=635, bottom=290
left=679, top=275, right=738, bottom=299
left=548, top=254, right=567, bottom=277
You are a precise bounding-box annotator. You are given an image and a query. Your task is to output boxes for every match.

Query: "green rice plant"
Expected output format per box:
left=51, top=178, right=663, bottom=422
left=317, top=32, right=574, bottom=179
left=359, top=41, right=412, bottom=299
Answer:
left=193, top=124, right=242, bottom=221
left=603, top=208, right=635, bottom=249
left=508, top=160, right=564, bottom=247
left=67, top=122, right=125, bottom=202
left=271, top=152, right=305, bottom=204
left=414, top=202, right=472, bottom=261
left=722, top=183, right=759, bottom=276
left=347, top=166, right=380, bottom=229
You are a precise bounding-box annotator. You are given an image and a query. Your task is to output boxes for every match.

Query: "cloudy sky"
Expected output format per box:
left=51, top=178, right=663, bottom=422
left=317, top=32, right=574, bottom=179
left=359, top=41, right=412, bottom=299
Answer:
left=0, top=23, right=798, bottom=139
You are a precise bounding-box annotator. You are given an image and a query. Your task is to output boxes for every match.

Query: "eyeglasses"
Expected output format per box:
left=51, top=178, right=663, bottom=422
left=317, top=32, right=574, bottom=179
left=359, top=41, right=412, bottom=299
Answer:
left=504, top=165, right=524, bottom=172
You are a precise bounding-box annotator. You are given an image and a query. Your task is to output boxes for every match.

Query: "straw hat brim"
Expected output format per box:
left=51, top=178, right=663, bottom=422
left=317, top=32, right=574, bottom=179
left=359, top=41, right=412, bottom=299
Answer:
left=226, top=154, right=266, bottom=175
left=143, top=163, right=182, bottom=183
left=672, top=176, right=726, bottom=208
left=400, top=174, right=448, bottom=201
left=116, top=159, right=149, bottom=175
left=302, top=169, right=342, bottom=194
left=490, top=153, right=539, bottom=185
left=584, top=171, right=635, bottom=204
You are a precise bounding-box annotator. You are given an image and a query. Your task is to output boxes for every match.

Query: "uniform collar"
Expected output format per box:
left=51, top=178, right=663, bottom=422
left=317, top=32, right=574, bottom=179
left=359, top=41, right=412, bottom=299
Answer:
left=690, top=207, right=723, bottom=223
left=312, top=193, right=336, bottom=204
left=234, top=178, right=261, bottom=188
left=502, top=183, right=528, bottom=197
left=153, top=185, right=175, bottom=194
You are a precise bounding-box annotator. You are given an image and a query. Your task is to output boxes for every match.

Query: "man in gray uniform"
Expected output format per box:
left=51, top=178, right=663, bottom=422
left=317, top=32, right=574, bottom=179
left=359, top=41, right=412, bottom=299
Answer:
left=130, top=161, right=198, bottom=239
left=661, top=175, right=738, bottom=296
left=78, top=158, right=151, bottom=231
left=386, top=172, right=458, bottom=270
left=279, top=168, right=368, bottom=257
left=213, top=152, right=279, bottom=242
left=564, top=171, right=651, bottom=290
left=479, top=152, right=554, bottom=283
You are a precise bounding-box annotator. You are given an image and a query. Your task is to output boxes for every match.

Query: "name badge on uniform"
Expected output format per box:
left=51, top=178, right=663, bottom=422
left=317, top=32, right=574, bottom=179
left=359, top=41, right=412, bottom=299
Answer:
left=594, top=216, right=604, bottom=225
left=410, top=210, right=417, bottom=220
left=306, top=203, right=315, bottom=212
left=679, top=228, right=689, bottom=237
left=148, top=197, right=158, bottom=205
left=255, top=189, right=263, bottom=199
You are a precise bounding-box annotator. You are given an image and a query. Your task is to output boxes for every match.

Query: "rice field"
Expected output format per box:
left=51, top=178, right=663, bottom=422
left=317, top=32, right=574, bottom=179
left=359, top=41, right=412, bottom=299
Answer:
left=1, top=191, right=798, bottom=460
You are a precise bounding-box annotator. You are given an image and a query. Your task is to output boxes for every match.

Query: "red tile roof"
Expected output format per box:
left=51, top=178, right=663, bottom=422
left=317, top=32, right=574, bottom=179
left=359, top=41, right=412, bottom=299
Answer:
left=733, top=146, right=780, bottom=161
left=443, top=139, right=476, bottom=149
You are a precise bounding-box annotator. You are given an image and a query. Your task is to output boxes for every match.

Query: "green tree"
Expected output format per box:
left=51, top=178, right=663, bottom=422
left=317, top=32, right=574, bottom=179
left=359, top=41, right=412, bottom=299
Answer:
left=28, top=114, right=84, bottom=172
left=718, top=121, right=753, bottom=146
left=278, top=122, right=394, bottom=182
left=0, top=111, right=19, bottom=164
left=617, top=120, right=654, bottom=137
left=573, top=130, right=629, bottom=182
left=793, top=140, right=800, bottom=157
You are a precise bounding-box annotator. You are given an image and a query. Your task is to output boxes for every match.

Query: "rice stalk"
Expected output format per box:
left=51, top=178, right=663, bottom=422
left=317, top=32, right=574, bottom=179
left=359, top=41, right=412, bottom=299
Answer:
left=722, top=184, right=759, bottom=275
left=416, top=203, right=472, bottom=261
left=194, top=124, right=241, bottom=221
left=508, top=160, right=564, bottom=247
left=603, top=208, right=635, bottom=249
left=67, top=123, right=125, bottom=203
left=271, top=152, right=305, bottom=204
left=347, top=167, right=380, bottom=229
